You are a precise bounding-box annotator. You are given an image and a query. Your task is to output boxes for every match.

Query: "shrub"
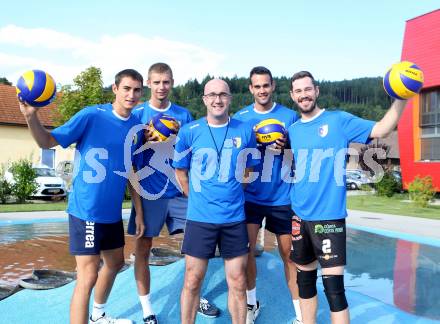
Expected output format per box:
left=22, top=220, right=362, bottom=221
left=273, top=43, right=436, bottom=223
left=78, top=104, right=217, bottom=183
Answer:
left=0, top=164, right=12, bottom=204
left=10, top=159, right=38, bottom=203
left=408, top=176, right=436, bottom=208
left=375, top=171, right=399, bottom=197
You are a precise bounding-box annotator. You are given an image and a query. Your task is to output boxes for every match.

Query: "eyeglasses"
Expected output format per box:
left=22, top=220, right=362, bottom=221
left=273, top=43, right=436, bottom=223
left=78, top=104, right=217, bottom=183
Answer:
left=204, top=92, right=231, bottom=101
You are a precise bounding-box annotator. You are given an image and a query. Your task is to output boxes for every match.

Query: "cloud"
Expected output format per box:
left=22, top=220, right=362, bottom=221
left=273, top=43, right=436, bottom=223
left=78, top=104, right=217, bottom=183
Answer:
left=0, top=24, right=225, bottom=85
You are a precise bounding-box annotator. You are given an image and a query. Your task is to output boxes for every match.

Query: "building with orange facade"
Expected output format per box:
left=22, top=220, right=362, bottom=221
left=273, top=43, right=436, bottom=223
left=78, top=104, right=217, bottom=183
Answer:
left=398, top=9, right=440, bottom=190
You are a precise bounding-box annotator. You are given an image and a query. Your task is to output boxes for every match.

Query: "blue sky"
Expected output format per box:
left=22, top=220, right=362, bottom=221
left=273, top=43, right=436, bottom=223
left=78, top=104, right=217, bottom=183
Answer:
left=0, top=0, right=438, bottom=86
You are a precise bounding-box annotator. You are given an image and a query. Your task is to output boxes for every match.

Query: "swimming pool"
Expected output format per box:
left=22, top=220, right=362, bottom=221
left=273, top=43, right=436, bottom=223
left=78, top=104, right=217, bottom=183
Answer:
left=0, top=218, right=439, bottom=321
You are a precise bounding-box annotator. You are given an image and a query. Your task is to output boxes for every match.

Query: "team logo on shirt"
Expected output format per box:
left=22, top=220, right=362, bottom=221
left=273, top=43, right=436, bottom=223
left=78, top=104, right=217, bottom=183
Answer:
left=232, top=137, right=242, bottom=148
left=132, top=133, right=138, bottom=145
left=318, top=124, right=328, bottom=137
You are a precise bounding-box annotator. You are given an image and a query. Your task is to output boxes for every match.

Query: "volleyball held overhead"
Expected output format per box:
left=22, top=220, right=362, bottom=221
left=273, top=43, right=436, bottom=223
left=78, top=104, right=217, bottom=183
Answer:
left=383, top=61, right=424, bottom=99
left=16, top=70, right=57, bottom=108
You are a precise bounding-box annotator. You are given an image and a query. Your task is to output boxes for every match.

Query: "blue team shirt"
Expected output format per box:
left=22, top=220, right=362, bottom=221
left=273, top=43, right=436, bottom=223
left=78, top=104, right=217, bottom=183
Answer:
left=173, top=118, right=258, bottom=224
left=233, top=103, right=298, bottom=206
left=288, top=110, right=375, bottom=221
left=133, top=102, right=193, bottom=198
left=51, top=103, right=142, bottom=223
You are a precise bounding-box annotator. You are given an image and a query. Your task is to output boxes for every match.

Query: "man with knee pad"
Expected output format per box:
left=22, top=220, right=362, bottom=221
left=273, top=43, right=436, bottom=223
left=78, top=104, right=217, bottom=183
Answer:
left=287, top=71, right=408, bottom=323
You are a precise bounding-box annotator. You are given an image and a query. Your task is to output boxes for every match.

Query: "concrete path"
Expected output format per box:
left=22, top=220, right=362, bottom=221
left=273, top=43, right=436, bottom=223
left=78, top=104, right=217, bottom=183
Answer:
left=347, top=209, right=440, bottom=240
left=0, top=209, right=131, bottom=221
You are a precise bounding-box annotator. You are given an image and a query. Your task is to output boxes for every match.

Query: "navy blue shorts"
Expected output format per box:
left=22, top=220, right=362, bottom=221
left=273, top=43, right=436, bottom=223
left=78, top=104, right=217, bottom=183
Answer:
left=127, top=196, right=187, bottom=237
left=245, top=202, right=293, bottom=235
left=291, top=218, right=346, bottom=268
left=128, top=198, right=170, bottom=237
left=69, top=215, right=125, bottom=255
left=182, top=220, right=249, bottom=259
left=166, top=196, right=188, bottom=235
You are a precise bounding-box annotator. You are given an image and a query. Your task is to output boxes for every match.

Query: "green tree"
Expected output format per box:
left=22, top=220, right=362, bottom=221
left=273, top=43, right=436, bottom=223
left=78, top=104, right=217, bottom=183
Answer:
left=56, top=67, right=113, bottom=125
left=10, top=159, right=38, bottom=203
left=0, top=77, right=12, bottom=86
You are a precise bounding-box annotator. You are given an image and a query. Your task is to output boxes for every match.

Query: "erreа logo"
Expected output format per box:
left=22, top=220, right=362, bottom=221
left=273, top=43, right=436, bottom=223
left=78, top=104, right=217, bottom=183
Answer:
left=85, top=221, right=95, bottom=248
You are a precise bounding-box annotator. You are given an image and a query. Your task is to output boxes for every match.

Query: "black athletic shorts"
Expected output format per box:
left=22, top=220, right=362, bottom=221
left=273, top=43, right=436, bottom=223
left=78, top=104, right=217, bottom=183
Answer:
left=69, top=214, right=125, bottom=255
left=290, top=217, right=346, bottom=268
left=245, top=201, right=293, bottom=235
left=181, top=220, right=249, bottom=259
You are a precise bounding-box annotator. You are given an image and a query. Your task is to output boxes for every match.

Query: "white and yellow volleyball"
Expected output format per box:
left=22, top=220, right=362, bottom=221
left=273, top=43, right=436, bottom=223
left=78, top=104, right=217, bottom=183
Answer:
left=254, top=118, right=286, bottom=146
left=383, top=61, right=424, bottom=99
left=149, top=113, right=179, bottom=142
left=16, top=70, right=56, bottom=108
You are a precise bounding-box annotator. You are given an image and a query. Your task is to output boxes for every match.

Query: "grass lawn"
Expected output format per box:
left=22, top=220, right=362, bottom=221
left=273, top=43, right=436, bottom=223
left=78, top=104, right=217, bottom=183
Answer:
left=0, top=200, right=133, bottom=213
left=2, top=195, right=439, bottom=220
left=347, top=193, right=440, bottom=220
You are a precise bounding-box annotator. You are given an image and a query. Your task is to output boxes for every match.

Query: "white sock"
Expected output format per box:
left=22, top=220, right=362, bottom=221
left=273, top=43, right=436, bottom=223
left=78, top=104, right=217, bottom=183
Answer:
left=91, top=302, right=105, bottom=321
left=139, top=294, right=154, bottom=318
left=293, top=299, right=302, bottom=321
left=246, top=288, right=257, bottom=306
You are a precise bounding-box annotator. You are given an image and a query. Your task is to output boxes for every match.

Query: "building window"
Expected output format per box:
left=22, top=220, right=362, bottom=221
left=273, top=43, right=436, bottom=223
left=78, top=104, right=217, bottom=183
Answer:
left=41, top=149, right=55, bottom=168
left=420, top=88, right=440, bottom=161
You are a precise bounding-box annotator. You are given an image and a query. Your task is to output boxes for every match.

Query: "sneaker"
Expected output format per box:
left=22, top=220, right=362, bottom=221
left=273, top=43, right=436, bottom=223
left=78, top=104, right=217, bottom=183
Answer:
left=292, top=318, right=303, bottom=324
left=143, top=314, right=158, bottom=324
left=89, top=313, right=132, bottom=324
left=246, top=301, right=260, bottom=324
left=197, top=297, right=220, bottom=318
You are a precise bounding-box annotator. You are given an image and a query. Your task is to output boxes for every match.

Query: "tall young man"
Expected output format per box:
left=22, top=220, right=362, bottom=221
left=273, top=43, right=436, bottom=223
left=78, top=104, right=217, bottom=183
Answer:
left=128, top=63, right=218, bottom=324
left=288, top=71, right=408, bottom=324
left=174, top=79, right=258, bottom=324
left=19, top=69, right=145, bottom=324
left=233, top=66, right=302, bottom=324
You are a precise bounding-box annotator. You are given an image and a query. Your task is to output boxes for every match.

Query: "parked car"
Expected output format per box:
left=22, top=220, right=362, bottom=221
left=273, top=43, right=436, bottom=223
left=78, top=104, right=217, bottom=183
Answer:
left=5, top=165, right=67, bottom=200
left=346, top=170, right=372, bottom=190
left=391, top=170, right=402, bottom=182
left=33, top=167, right=67, bottom=199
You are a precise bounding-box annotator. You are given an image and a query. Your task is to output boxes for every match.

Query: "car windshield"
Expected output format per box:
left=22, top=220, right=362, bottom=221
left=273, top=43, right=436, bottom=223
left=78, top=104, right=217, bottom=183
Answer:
left=347, top=173, right=361, bottom=180
left=34, top=168, right=56, bottom=177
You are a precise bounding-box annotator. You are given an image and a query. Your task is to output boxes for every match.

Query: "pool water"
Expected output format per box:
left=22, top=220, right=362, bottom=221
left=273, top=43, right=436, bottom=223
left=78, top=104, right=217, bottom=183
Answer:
left=0, top=220, right=439, bottom=320
left=345, top=229, right=440, bottom=320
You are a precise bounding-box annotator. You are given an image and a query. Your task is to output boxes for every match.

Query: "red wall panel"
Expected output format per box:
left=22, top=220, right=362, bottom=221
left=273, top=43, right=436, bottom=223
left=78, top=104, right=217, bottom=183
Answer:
left=399, top=9, right=440, bottom=190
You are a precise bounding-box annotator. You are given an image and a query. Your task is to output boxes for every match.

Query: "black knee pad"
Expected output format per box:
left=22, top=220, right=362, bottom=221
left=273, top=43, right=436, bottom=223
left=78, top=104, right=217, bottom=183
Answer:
left=296, top=268, right=318, bottom=299
left=322, top=275, right=348, bottom=312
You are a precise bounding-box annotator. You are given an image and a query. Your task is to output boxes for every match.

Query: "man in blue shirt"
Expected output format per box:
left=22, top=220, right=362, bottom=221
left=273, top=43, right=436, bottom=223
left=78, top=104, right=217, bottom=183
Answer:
left=234, top=66, right=302, bottom=324
left=173, top=79, right=259, bottom=324
left=128, top=63, right=218, bottom=323
left=288, top=71, right=408, bottom=324
left=19, top=69, right=145, bottom=324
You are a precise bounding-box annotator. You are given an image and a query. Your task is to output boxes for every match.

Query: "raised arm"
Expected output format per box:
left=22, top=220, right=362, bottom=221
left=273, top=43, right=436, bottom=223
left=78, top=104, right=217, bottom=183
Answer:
left=175, top=168, right=190, bottom=197
left=370, top=99, right=408, bottom=139
left=19, top=101, right=58, bottom=148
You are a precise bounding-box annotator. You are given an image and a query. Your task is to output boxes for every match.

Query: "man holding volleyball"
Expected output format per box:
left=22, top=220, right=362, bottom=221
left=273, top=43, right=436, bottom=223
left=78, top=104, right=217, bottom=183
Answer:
left=288, top=70, right=408, bottom=324
left=129, top=63, right=219, bottom=323
left=233, top=66, right=302, bottom=324
left=174, top=78, right=258, bottom=324
left=19, top=69, right=145, bottom=324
